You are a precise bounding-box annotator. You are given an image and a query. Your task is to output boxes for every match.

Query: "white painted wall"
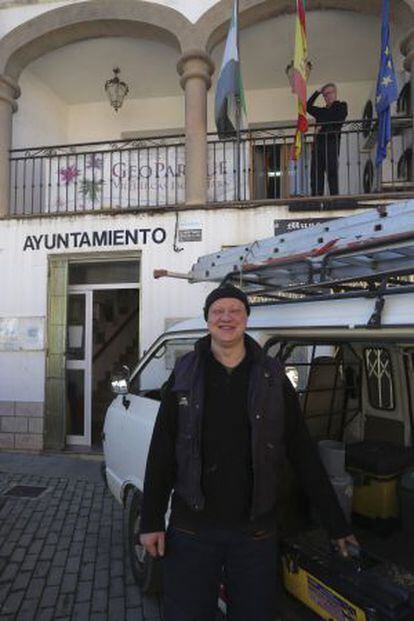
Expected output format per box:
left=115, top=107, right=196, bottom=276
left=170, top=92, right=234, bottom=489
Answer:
left=0, top=352, right=45, bottom=402
left=0, top=203, right=373, bottom=401
left=10, top=75, right=393, bottom=149
left=0, top=1, right=82, bottom=38
left=13, top=69, right=69, bottom=149
left=130, top=0, right=217, bottom=23
left=0, top=0, right=215, bottom=38
left=67, top=94, right=185, bottom=143
left=208, top=80, right=375, bottom=132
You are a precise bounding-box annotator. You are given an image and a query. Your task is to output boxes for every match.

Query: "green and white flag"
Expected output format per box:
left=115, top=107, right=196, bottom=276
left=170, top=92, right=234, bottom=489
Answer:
left=215, top=0, right=247, bottom=139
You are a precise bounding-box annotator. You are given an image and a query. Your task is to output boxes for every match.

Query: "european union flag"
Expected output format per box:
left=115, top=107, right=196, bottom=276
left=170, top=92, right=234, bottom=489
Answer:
left=375, top=0, right=398, bottom=167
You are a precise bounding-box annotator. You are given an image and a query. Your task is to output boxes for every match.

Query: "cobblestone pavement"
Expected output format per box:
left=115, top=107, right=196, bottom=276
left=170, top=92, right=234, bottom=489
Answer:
left=0, top=452, right=320, bottom=621
left=0, top=452, right=162, bottom=621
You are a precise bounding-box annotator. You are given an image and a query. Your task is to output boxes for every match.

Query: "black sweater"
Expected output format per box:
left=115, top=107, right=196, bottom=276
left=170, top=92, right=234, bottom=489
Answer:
left=139, top=346, right=351, bottom=539
left=307, top=91, right=348, bottom=134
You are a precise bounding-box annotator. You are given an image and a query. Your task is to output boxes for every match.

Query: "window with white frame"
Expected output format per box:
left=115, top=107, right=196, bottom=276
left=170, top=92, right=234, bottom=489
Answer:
left=364, top=347, right=395, bottom=410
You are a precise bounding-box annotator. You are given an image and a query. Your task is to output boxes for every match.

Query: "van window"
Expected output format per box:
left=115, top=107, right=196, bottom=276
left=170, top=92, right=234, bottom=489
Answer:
left=265, top=339, right=361, bottom=440
left=130, top=338, right=197, bottom=400
left=364, top=347, right=395, bottom=410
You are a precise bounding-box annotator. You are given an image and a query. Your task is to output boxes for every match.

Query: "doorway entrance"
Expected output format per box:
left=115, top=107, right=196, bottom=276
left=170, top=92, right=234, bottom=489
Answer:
left=65, top=260, right=139, bottom=448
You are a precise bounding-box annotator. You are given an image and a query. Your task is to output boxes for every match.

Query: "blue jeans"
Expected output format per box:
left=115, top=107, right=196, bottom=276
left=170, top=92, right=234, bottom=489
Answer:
left=162, top=526, right=279, bottom=621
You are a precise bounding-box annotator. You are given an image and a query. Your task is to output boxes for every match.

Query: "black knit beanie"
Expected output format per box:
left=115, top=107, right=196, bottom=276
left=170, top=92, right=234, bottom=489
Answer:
left=203, top=284, right=250, bottom=321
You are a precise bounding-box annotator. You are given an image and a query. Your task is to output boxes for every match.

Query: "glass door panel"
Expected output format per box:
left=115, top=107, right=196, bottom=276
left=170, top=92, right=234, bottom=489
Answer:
left=66, top=291, right=92, bottom=446
left=67, top=369, right=85, bottom=436
left=67, top=294, right=85, bottom=360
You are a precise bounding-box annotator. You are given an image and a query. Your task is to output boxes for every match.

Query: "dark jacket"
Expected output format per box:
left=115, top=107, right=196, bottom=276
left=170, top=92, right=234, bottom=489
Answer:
left=307, top=91, right=348, bottom=136
left=172, top=334, right=285, bottom=521
left=140, top=334, right=351, bottom=539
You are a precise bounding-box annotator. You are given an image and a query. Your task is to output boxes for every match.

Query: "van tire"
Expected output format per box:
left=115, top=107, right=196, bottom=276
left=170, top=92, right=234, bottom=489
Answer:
left=126, top=489, right=162, bottom=594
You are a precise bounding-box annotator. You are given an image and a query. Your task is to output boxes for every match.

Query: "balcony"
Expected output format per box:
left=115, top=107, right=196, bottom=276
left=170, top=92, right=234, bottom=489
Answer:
left=9, top=117, right=414, bottom=217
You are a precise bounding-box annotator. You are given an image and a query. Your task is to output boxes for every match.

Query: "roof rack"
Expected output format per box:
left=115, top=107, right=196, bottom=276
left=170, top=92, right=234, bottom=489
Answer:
left=154, top=201, right=414, bottom=300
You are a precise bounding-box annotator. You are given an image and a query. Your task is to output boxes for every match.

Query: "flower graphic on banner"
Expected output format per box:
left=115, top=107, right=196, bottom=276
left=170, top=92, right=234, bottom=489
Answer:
left=80, top=178, right=104, bottom=203
left=59, top=165, right=79, bottom=184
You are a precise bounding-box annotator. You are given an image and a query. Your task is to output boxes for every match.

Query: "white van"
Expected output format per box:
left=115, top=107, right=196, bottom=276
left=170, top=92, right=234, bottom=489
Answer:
left=103, top=203, right=414, bottom=620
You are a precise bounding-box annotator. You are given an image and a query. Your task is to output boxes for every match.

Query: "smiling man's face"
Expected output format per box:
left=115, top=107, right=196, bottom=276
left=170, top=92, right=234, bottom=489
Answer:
left=207, top=297, right=248, bottom=348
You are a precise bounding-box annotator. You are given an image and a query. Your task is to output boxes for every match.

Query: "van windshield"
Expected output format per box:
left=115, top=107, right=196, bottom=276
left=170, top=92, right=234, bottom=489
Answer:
left=130, top=337, right=198, bottom=400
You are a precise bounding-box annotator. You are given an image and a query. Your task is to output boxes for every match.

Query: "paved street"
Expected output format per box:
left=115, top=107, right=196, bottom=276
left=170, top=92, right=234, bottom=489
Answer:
left=0, top=451, right=320, bottom=621
left=0, top=451, right=162, bottom=621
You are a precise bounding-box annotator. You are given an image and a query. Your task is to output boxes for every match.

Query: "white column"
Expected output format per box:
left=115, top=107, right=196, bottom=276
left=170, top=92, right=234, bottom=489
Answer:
left=0, top=74, right=20, bottom=218
left=177, top=50, right=214, bottom=206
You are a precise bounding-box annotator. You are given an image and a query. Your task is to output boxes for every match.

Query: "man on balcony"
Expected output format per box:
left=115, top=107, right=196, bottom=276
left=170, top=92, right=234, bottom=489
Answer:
left=307, top=83, right=348, bottom=196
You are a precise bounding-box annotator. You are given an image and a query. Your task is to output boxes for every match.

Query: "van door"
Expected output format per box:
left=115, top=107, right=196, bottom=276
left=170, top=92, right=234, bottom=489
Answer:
left=104, top=335, right=199, bottom=502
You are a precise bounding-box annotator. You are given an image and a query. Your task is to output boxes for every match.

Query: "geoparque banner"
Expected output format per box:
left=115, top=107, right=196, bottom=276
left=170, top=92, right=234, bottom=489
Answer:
left=37, top=141, right=250, bottom=212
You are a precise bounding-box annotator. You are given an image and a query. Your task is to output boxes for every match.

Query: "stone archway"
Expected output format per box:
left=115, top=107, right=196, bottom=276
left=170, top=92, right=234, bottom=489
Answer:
left=194, top=0, right=414, bottom=52
left=0, top=0, right=195, bottom=79
left=0, top=0, right=206, bottom=215
left=191, top=0, right=414, bottom=206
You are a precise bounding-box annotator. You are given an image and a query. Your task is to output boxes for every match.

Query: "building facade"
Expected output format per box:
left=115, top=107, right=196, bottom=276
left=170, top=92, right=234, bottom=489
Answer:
left=1, top=0, right=414, bottom=452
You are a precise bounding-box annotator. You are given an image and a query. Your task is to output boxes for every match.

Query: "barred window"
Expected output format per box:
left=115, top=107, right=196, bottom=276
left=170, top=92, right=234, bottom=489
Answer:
left=364, top=348, right=395, bottom=410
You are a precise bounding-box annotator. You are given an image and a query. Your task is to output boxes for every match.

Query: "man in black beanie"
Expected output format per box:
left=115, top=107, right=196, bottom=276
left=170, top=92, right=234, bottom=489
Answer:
left=139, top=284, right=356, bottom=621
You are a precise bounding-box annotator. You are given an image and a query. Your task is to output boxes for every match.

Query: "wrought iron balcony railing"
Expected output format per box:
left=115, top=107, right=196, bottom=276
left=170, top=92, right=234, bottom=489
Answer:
left=9, top=117, right=413, bottom=217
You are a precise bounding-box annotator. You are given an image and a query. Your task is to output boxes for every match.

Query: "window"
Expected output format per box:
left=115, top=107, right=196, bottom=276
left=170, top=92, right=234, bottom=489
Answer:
left=364, top=348, right=395, bottom=410
left=69, top=260, right=139, bottom=285
left=130, top=338, right=197, bottom=400
left=253, top=144, right=282, bottom=199
left=265, top=339, right=361, bottom=440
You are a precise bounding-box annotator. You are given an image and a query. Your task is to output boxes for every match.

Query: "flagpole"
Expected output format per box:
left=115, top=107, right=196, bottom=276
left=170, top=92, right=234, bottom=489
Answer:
left=376, top=164, right=383, bottom=193
left=235, top=0, right=241, bottom=201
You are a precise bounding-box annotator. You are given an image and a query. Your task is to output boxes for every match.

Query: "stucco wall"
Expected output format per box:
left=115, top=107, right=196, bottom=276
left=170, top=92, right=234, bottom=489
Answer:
left=209, top=80, right=376, bottom=130
left=0, top=1, right=80, bottom=38
left=0, top=0, right=215, bottom=38
left=11, top=78, right=379, bottom=148
left=13, top=69, right=68, bottom=148
left=0, top=202, right=371, bottom=400
left=67, top=93, right=185, bottom=143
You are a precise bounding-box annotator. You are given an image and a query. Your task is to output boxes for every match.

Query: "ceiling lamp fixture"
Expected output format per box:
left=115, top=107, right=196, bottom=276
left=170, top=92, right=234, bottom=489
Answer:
left=105, top=67, right=129, bottom=112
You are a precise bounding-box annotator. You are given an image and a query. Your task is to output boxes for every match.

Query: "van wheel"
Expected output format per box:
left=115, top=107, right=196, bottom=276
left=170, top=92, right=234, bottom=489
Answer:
left=126, top=489, right=162, bottom=594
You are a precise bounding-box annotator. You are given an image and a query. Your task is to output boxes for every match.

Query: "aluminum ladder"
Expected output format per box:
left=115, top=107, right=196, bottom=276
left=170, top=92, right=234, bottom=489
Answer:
left=155, top=200, right=414, bottom=299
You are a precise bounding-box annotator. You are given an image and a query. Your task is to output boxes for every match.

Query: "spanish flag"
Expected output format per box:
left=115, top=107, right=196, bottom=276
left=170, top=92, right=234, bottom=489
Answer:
left=290, top=0, right=309, bottom=160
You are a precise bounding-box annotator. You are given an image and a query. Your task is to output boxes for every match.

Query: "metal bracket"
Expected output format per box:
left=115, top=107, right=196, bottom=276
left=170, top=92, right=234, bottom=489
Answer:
left=367, top=280, right=387, bottom=329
